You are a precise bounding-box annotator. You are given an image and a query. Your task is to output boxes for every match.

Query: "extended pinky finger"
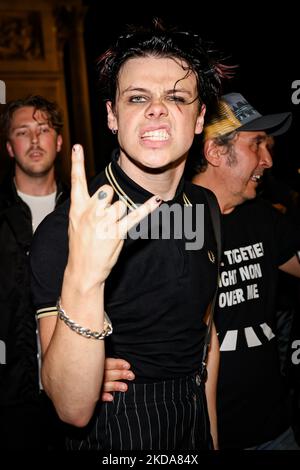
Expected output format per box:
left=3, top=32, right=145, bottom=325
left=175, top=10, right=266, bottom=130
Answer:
left=118, top=195, right=161, bottom=238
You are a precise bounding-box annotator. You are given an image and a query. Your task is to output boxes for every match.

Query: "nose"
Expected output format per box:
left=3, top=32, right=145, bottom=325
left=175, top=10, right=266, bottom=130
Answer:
left=31, top=129, right=40, bottom=144
left=145, top=99, right=168, bottom=119
left=260, top=147, right=273, bottom=169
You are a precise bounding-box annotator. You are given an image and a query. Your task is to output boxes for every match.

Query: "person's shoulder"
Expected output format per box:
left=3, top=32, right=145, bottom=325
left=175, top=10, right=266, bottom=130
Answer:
left=0, top=176, right=16, bottom=209
left=185, top=181, right=219, bottom=206
left=32, top=169, right=107, bottom=246
left=55, top=179, right=70, bottom=206
left=241, top=197, right=286, bottom=218
left=233, top=198, right=295, bottom=235
left=32, top=198, right=70, bottom=252
left=30, top=202, right=70, bottom=310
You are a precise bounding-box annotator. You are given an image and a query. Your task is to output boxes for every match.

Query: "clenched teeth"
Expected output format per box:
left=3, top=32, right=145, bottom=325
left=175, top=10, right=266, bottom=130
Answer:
left=142, top=130, right=169, bottom=141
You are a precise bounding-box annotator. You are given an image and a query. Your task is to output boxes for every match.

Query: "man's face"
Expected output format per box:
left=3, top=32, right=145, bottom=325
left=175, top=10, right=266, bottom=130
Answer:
left=6, top=106, right=62, bottom=178
left=220, top=131, right=273, bottom=206
left=106, top=56, right=205, bottom=171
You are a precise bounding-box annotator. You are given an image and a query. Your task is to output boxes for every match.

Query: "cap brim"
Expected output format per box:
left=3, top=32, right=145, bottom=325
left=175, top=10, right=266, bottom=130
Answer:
left=239, top=112, right=292, bottom=136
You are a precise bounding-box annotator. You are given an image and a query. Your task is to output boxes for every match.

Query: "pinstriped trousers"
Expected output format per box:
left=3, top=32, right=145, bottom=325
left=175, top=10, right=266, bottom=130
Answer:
left=66, top=372, right=212, bottom=451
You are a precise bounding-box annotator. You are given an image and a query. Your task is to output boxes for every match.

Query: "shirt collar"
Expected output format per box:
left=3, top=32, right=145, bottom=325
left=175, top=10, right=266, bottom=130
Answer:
left=108, top=149, right=186, bottom=207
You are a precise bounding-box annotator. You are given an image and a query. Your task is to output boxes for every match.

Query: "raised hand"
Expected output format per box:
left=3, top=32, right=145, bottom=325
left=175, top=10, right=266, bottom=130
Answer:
left=66, top=144, right=161, bottom=292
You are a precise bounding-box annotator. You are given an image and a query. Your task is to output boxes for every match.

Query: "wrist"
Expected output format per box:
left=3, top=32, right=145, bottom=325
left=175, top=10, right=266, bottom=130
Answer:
left=63, top=265, right=105, bottom=297
left=61, top=268, right=105, bottom=319
left=57, top=297, right=112, bottom=340
left=60, top=274, right=105, bottom=332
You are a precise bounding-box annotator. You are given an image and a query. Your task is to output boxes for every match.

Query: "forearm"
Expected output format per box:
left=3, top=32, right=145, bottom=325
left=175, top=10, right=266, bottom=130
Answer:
left=39, top=147, right=160, bottom=428
left=205, top=323, right=219, bottom=450
left=42, top=273, right=106, bottom=427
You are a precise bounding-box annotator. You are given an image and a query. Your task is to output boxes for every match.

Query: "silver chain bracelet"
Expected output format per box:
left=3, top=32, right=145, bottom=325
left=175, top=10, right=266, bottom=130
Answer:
left=56, top=297, right=113, bottom=340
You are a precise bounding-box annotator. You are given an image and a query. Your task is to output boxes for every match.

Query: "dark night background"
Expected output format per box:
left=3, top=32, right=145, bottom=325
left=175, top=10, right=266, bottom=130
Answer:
left=81, top=2, right=300, bottom=198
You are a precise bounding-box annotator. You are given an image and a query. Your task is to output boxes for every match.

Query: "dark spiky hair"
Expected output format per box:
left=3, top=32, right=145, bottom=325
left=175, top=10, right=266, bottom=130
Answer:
left=96, top=18, right=233, bottom=108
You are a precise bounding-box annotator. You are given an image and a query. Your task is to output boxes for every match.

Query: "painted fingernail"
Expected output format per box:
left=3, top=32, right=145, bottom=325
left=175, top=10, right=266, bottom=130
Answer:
left=98, top=190, right=107, bottom=200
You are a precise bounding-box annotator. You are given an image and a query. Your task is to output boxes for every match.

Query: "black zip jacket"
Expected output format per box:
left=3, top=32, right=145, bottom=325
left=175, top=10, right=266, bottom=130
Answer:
left=0, top=176, right=69, bottom=407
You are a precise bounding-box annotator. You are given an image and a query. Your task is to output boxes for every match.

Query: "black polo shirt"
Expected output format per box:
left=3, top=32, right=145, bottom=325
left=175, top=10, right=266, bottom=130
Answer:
left=31, top=151, right=218, bottom=381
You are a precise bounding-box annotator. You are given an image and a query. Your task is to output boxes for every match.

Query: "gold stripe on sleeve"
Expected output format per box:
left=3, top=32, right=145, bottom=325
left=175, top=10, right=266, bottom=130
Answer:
left=36, top=306, right=58, bottom=320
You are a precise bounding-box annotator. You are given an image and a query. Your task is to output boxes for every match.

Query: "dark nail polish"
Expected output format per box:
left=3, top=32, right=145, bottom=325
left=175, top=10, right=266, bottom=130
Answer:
left=98, top=191, right=107, bottom=200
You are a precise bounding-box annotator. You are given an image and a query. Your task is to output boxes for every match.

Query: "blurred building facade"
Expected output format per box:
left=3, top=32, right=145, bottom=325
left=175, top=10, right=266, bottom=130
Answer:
left=0, top=0, right=95, bottom=182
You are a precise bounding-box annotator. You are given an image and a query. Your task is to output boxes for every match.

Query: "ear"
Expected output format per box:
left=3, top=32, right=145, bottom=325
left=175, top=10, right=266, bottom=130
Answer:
left=204, top=139, right=222, bottom=167
left=106, top=101, right=118, bottom=132
left=56, top=134, right=63, bottom=153
left=195, top=104, right=206, bottom=135
left=6, top=141, right=14, bottom=159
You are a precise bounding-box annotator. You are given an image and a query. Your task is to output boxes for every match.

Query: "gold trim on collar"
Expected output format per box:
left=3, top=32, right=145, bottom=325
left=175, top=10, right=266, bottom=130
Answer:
left=105, top=162, right=192, bottom=209
left=183, top=192, right=192, bottom=206
left=105, top=163, right=138, bottom=211
left=208, top=250, right=216, bottom=263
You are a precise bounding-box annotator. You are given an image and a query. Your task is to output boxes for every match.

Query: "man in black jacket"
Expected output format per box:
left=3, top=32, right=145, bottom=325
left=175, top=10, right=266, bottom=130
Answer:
left=0, top=95, right=68, bottom=449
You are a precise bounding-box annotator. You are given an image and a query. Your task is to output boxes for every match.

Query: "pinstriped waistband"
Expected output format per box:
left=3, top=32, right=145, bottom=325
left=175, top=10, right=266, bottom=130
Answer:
left=112, top=371, right=204, bottom=405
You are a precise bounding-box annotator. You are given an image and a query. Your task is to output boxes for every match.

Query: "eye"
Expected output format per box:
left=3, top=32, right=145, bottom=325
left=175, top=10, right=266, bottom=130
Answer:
left=252, top=140, right=262, bottom=150
left=128, top=95, right=148, bottom=103
left=40, top=126, right=50, bottom=133
left=16, top=130, right=28, bottom=137
left=167, top=95, right=186, bottom=103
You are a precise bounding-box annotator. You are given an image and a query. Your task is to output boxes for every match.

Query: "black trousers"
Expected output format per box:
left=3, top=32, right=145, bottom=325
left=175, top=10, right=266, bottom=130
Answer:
left=66, top=371, right=212, bottom=451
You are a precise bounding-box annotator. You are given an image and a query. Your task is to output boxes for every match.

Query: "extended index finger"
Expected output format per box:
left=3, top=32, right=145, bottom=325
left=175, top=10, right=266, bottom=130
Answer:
left=70, top=144, right=89, bottom=210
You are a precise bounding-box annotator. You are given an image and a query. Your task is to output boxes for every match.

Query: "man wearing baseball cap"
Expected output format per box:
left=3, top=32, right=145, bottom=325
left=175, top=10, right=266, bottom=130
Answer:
left=192, top=92, right=300, bottom=449
left=204, top=92, right=292, bottom=140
